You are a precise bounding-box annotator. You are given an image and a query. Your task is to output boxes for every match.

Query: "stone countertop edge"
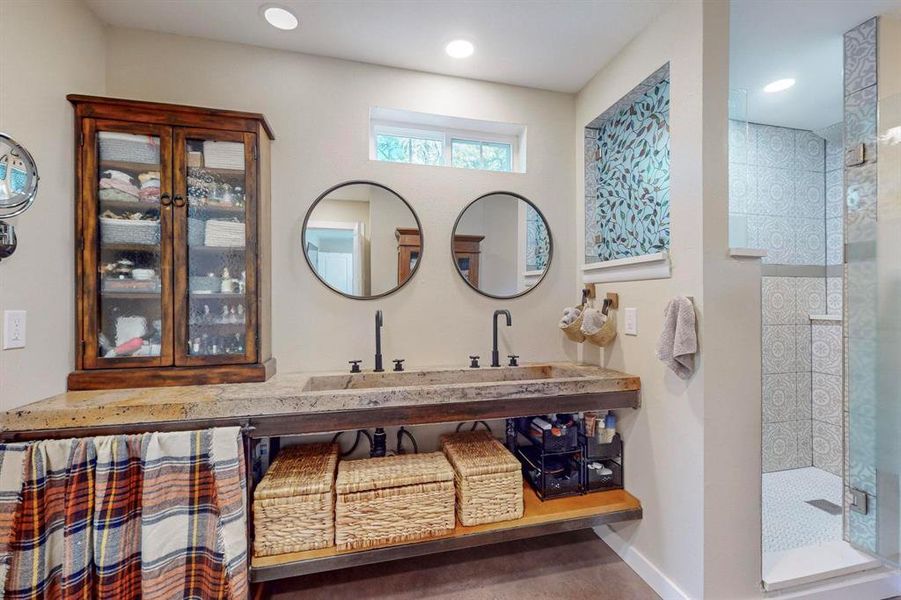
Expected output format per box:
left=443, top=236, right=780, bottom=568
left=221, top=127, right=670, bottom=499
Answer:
left=1, top=363, right=640, bottom=434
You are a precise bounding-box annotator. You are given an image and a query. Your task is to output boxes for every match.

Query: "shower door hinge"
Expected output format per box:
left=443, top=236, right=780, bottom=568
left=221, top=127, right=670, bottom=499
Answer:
left=845, top=143, right=866, bottom=167
left=850, top=488, right=869, bottom=515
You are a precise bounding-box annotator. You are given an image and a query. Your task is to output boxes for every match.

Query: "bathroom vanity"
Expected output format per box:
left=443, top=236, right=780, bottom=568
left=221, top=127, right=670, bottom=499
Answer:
left=1, top=363, right=642, bottom=583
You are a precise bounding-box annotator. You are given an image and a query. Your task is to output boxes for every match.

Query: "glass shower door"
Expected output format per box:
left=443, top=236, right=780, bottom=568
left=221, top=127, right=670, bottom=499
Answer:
left=847, top=91, right=901, bottom=565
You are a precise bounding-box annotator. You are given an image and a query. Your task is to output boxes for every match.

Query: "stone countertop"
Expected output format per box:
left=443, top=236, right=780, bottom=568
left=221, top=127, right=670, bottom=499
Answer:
left=0, top=363, right=640, bottom=437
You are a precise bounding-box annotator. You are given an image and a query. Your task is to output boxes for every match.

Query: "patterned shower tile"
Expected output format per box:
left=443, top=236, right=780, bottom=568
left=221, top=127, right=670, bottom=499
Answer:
left=729, top=119, right=754, bottom=164
left=729, top=163, right=754, bottom=214
left=812, top=373, right=842, bottom=426
left=796, top=277, right=826, bottom=322
left=846, top=163, right=878, bottom=244
left=751, top=215, right=795, bottom=265
left=812, top=421, right=843, bottom=476
left=794, top=218, right=826, bottom=265
left=826, top=138, right=844, bottom=173
left=812, top=323, right=842, bottom=376
left=794, top=129, right=825, bottom=172
left=794, top=170, right=825, bottom=217
left=753, top=166, right=795, bottom=216
left=844, top=17, right=877, bottom=96
left=763, top=373, right=798, bottom=422
left=826, top=168, right=844, bottom=218
left=763, top=324, right=797, bottom=374
left=849, top=494, right=877, bottom=553
left=796, top=324, right=812, bottom=373
left=826, top=217, right=843, bottom=266
left=757, top=124, right=795, bottom=169
left=762, top=277, right=796, bottom=325
left=845, top=85, right=877, bottom=165
left=796, top=371, right=812, bottom=421
left=763, top=420, right=811, bottom=472
left=826, top=276, right=843, bottom=316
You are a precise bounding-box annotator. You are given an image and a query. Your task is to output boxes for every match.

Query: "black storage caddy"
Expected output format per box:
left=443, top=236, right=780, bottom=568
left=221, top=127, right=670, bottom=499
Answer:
left=508, top=416, right=625, bottom=500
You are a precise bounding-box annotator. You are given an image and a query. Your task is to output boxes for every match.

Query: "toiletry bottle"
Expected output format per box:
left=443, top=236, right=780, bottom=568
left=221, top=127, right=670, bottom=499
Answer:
left=605, top=411, right=617, bottom=443
left=220, top=268, right=232, bottom=293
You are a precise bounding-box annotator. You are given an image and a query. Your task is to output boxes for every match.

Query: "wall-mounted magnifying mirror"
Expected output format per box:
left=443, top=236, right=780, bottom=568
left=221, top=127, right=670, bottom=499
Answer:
left=451, top=192, right=552, bottom=299
left=0, top=133, right=40, bottom=261
left=302, top=181, right=422, bottom=299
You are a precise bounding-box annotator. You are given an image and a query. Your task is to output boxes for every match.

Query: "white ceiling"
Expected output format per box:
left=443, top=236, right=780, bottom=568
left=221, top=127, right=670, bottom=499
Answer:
left=730, top=0, right=901, bottom=131
left=85, top=0, right=671, bottom=94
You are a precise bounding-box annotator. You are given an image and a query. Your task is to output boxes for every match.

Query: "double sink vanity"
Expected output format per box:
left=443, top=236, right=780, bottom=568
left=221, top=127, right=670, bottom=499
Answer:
left=1, top=360, right=643, bottom=582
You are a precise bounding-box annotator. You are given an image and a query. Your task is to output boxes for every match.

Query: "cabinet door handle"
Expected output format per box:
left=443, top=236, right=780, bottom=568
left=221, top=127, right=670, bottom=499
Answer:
left=173, top=195, right=186, bottom=208
left=160, top=193, right=172, bottom=207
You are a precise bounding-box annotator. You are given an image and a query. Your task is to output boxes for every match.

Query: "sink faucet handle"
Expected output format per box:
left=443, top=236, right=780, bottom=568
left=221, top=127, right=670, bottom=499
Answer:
left=469, top=355, right=481, bottom=369
left=393, top=359, right=405, bottom=372
left=507, top=355, right=519, bottom=367
left=349, top=360, right=362, bottom=373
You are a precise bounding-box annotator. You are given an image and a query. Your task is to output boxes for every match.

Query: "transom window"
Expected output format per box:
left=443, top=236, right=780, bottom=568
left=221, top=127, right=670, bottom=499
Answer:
left=370, top=107, right=525, bottom=173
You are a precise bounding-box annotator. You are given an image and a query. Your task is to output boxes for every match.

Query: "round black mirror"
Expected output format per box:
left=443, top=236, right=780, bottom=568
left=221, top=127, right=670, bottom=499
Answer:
left=451, top=192, right=552, bottom=299
left=302, top=181, right=423, bottom=299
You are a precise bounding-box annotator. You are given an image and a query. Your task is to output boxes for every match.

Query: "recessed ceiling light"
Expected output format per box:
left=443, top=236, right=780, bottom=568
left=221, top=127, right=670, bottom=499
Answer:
left=763, top=78, right=796, bottom=93
left=445, top=39, right=474, bottom=59
left=262, top=5, right=298, bottom=31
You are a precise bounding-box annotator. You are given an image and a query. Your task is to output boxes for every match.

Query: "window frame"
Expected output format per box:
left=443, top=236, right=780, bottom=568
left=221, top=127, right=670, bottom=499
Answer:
left=371, top=120, right=520, bottom=173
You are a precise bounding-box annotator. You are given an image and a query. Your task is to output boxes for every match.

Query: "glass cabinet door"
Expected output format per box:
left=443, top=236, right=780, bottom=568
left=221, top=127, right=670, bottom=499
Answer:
left=173, top=128, right=257, bottom=365
left=83, top=120, right=173, bottom=368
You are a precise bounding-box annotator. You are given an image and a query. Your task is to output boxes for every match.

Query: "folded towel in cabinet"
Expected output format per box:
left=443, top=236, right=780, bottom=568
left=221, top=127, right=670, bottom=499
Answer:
left=656, top=296, right=697, bottom=379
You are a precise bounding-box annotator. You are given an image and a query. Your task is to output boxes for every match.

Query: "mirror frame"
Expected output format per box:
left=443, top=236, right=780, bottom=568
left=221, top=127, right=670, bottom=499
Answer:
left=302, top=180, right=424, bottom=300
left=450, top=191, right=553, bottom=300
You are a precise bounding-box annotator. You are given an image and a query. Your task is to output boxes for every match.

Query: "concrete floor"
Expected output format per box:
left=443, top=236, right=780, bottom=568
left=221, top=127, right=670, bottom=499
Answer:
left=267, top=529, right=659, bottom=599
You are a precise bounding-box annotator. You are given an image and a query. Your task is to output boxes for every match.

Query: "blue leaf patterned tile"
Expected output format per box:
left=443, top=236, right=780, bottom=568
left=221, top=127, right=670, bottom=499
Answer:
left=757, top=124, right=795, bottom=169
left=588, top=77, right=670, bottom=262
left=844, top=17, right=877, bottom=96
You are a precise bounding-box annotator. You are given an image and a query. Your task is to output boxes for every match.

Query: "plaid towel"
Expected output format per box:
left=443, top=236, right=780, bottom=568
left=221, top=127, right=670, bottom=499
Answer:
left=0, top=445, right=28, bottom=594
left=1, top=428, right=247, bottom=600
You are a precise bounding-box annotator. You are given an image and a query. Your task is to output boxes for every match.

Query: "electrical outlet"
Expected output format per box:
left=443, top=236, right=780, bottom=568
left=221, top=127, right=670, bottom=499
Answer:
left=624, top=307, right=638, bottom=336
left=3, top=310, right=26, bottom=349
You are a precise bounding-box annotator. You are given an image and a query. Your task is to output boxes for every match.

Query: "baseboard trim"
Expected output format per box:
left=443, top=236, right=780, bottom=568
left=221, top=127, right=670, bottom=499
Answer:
left=593, top=525, right=691, bottom=600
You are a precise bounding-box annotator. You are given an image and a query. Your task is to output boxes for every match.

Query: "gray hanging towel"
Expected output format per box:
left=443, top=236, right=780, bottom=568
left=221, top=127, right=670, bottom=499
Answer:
left=656, top=296, right=697, bottom=379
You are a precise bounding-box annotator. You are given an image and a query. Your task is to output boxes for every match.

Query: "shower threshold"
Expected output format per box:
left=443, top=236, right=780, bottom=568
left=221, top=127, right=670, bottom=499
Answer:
left=763, top=539, right=881, bottom=591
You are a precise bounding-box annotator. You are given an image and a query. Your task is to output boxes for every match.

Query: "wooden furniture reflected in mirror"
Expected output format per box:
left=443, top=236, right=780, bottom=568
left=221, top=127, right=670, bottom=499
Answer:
left=396, top=227, right=421, bottom=285
left=453, top=234, right=483, bottom=287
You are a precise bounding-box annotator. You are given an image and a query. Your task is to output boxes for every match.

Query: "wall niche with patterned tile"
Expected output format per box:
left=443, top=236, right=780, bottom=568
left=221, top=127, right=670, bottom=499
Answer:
left=584, top=64, right=671, bottom=268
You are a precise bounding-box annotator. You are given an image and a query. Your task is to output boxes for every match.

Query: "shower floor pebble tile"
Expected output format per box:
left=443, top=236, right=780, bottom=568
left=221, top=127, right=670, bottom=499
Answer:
left=763, top=467, right=842, bottom=553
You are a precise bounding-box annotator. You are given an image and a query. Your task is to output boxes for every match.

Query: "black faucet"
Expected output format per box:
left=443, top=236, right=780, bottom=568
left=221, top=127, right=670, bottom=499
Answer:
left=374, top=310, right=384, bottom=372
left=491, top=309, right=512, bottom=367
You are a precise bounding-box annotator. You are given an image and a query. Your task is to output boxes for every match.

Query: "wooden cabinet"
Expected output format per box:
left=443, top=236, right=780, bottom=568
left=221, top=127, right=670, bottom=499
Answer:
left=453, top=235, right=483, bottom=287
left=395, top=227, right=421, bottom=285
left=67, top=96, right=275, bottom=390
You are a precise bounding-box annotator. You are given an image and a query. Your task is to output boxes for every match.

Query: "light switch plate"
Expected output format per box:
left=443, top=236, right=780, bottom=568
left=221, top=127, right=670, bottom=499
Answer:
left=3, top=310, right=26, bottom=349
left=624, top=307, right=638, bottom=336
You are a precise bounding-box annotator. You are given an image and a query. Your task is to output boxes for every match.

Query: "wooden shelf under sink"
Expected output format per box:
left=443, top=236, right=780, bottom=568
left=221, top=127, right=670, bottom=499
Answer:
left=250, top=485, right=642, bottom=582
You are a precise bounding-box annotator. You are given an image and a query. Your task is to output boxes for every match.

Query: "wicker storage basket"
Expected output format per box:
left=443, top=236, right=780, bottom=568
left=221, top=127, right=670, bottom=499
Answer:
left=252, top=443, right=339, bottom=557
left=440, top=431, right=523, bottom=526
left=583, top=311, right=617, bottom=347
left=560, top=305, right=586, bottom=342
left=100, top=217, right=160, bottom=245
left=335, top=452, right=455, bottom=551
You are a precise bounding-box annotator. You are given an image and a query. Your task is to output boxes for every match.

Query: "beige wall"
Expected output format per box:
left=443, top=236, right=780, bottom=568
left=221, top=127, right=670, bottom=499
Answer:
left=576, top=1, right=762, bottom=598
left=0, top=0, right=106, bottom=409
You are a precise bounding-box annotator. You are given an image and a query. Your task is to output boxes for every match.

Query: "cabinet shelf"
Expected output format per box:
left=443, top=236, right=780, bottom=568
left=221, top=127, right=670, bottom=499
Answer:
left=99, top=159, right=161, bottom=173
left=250, top=485, right=642, bottom=582
left=100, top=291, right=161, bottom=300
left=189, top=292, right=246, bottom=300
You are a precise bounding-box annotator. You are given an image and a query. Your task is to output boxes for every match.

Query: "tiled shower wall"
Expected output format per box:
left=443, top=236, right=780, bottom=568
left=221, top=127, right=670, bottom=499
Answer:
left=811, top=319, right=843, bottom=475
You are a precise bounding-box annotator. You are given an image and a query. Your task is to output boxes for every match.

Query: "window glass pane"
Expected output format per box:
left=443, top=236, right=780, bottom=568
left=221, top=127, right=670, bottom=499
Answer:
left=481, top=142, right=512, bottom=172
left=452, top=140, right=482, bottom=169
left=410, top=138, right=443, bottom=166
left=376, top=134, right=410, bottom=163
